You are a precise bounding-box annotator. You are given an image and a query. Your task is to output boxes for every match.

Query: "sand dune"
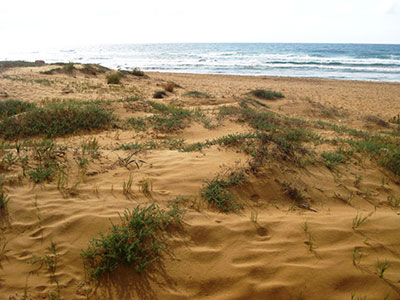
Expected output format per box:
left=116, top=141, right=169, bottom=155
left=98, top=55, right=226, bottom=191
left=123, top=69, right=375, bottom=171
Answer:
left=0, top=64, right=400, bottom=299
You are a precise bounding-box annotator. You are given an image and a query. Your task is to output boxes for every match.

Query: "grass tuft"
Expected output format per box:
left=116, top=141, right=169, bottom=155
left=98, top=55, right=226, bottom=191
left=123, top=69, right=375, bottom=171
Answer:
left=184, top=91, right=211, bottom=98
left=249, top=89, right=284, bottom=100
left=201, top=170, right=246, bottom=212
left=106, top=73, right=122, bottom=84
left=81, top=204, right=184, bottom=280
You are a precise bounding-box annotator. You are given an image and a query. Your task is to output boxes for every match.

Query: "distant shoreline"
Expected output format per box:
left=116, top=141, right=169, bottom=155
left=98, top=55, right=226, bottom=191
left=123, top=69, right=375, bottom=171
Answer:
left=1, top=43, right=399, bottom=82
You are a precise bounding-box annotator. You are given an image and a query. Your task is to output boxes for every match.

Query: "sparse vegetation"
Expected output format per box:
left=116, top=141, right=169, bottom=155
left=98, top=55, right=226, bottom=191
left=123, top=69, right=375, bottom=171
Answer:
left=352, top=211, right=373, bottom=229
left=0, top=100, right=36, bottom=119
left=0, top=102, right=114, bottom=139
left=131, top=67, right=146, bottom=77
left=201, top=169, right=246, bottom=212
left=376, top=259, right=391, bottom=278
left=249, top=89, right=284, bottom=100
left=106, top=72, right=122, bottom=84
left=184, top=91, right=211, bottom=98
left=81, top=204, right=184, bottom=280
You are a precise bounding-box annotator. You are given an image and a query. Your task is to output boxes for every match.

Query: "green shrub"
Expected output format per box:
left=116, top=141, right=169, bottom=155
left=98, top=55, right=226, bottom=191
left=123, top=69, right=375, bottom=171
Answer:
left=250, top=89, right=284, bottom=100
left=81, top=203, right=184, bottom=280
left=0, top=100, right=36, bottom=119
left=0, top=61, right=43, bottom=72
left=127, top=117, right=148, bottom=131
left=321, top=151, right=346, bottom=169
left=131, top=67, right=145, bottom=77
left=0, top=102, right=113, bottom=139
left=106, top=73, right=122, bottom=84
left=28, top=166, right=55, bottom=183
left=201, top=170, right=245, bottom=212
left=183, top=91, right=211, bottom=98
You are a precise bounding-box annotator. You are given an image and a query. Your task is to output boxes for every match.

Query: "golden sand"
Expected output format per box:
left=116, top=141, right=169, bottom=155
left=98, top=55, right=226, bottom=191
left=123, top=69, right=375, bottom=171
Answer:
left=1, top=65, right=400, bottom=300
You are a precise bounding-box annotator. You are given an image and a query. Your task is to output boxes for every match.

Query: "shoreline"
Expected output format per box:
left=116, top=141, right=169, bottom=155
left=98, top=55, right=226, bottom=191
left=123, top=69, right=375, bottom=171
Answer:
left=146, top=70, right=400, bottom=85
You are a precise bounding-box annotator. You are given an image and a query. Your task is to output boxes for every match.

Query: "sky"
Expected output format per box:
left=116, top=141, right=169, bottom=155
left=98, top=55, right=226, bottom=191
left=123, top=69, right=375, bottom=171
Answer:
left=1, top=0, right=400, bottom=50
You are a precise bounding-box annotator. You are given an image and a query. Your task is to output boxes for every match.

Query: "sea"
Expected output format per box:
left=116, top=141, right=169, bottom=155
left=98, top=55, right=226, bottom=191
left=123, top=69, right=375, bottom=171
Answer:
left=1, top=43, right=400, bottom=82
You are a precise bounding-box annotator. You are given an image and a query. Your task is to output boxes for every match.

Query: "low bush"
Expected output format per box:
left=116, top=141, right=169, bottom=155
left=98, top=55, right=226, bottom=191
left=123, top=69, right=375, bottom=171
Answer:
left=183, top=91, right=211, bottom=98
left=0, top=102, right=113, bottom=139
left=106, top=73, right=122, bottom=84
left=0, top=100, right=36, bottom=118
left=81, top=203, right=184, bottom=280
left=250, top=89, right=284, bottom=100
left=201, top=170, right=246, bottom=212
left=131, top=67, right=146, bottom=77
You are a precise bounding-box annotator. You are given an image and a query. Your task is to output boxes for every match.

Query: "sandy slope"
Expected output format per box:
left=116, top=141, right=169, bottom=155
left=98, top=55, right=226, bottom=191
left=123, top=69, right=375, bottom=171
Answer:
left=0, top=65, right=400, bottom=300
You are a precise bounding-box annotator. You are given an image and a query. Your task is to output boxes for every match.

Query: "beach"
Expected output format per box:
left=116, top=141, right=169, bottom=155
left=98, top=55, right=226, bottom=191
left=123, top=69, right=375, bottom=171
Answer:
left=1, top=63, right=400, bottom=300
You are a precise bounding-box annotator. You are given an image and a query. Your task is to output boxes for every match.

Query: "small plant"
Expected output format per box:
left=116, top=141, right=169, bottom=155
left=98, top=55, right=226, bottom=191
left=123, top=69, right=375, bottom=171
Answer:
left=321, top=151, right=346, bottom=170
left=28, top=166, right=55, bottom=183
left=388, top=195, right=400, bottom=208
left=131, top=67, right=145, bottom=77
left=184, top=91, right=211, bottom=98
left=138, top=178, right=152, bottom=199
left=106, top=72, right=121, bottom=84
left=352, top=247, right=363, bottom=266
left=353, top=174, right=363, bottom=187
left=81, top=137, right=100, bottom=158
left=201, top=169, right=246, bottom=212
left=303, top=221, right=316, bottom=252
left=249, top=89, right=284, bottom=100
left=352, top=211, right=373, bottom=229
left=250, top=210, right=258, bottom=223
left=127, top=117, right=148, bottom=131
left=376, top=259, right=391, bottom=278
left=0, top=189, right=10, bottom=208
left=123, top=174, right=134, bottom=198
left=81, top=204, right=184, bottom=280
left=117, top=153, right=144, bottom=169
left=44, top=241, right=57, bottom=273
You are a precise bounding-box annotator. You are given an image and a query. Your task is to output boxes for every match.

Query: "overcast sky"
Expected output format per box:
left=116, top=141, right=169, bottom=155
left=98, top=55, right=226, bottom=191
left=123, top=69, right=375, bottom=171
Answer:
left=1, top=0, right=400, bottom=50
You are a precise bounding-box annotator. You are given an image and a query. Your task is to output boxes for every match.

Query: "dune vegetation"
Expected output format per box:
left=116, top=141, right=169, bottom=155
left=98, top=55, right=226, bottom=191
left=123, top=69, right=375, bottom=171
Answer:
left=0, top=62, right=399, bottom=300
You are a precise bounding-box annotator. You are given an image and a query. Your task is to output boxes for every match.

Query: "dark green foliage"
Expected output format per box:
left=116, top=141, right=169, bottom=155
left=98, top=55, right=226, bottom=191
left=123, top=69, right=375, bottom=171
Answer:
left=115, top=141, right=157, bottom=151
left=250, top=89, right=284, bottom=100
left=183, top=91, right=211, bottom=98
left=28, top=166, right=55, bottom=183
left=147, top=101, right=192, bottom=132
left=0, top=103, right=113, bottom=139
left=131, top=68, right=146, bottom=77
left=81, top=204, right=184, bottom=280
left=218, top=106, right=240, bottom=119
left=106, top=73, right=122, bottom=84
left=201, top=170, right=246, bottom=212
left=384, top=153, right=400, bottom=175
left=0, top=190, right=10, bottom=208
left=0, top=100, right=36, bottom=119
left=321, top=151, right=346, bottom=169
left=179, top=142, right=206, bottom=152
left=127, top=117, right=148, bottom=131
left=0, top=61, right=44, bottom=72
